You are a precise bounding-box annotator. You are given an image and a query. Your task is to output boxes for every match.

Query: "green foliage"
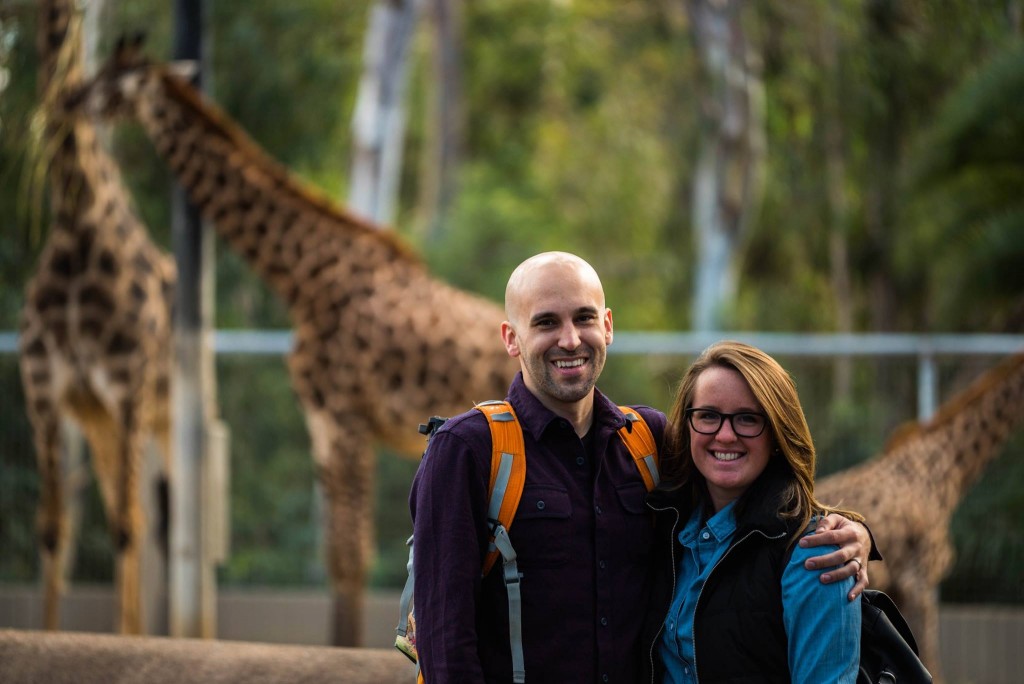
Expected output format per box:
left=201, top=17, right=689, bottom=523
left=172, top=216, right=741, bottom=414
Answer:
left=441, top=0, right=692, bottom=331
left=902, top=43, right=1024, bottom=330
left=0, top=3, right=43, bottom=329
left=945, top=433, right=1024, bottom=603
left=423, top=161, right=558, bottom=303
left=206, top=1, right=371, bottom=185
left=216, top=357, right=320, bottom=586
left=370, top=449, right=418, bottom=588
left=0, top=358, right=37, bottom=582
left=462, top=0, right=552, bottom=176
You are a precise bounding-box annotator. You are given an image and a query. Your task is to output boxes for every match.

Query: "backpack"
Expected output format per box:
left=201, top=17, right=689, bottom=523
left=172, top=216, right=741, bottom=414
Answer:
left=857, top=589, right=933, bottom=684
left=395, top=400, right=660, bottom=683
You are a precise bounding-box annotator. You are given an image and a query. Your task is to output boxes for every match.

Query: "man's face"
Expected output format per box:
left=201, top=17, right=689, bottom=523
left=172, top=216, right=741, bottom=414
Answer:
left=502, top=261, right=613, bottom=412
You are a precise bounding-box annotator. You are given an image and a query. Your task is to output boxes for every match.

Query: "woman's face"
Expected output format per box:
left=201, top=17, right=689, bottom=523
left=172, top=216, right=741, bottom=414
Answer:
left=688, top=365, right=773, bottom=512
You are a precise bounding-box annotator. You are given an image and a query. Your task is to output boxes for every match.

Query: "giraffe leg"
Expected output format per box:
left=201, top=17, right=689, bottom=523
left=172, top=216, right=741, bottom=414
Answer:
left=310, top=414, right=376, bottom=647
left=153, top=423, right=172, bottom=559
left=115, top=411, right=146, bottom=635
left=916, top=587, right=944, bottom=684
left=332, top=586, right=365, bottom=648
left=82, top=402, right=144, bottom=635
left=30, top=405, right=67, bottom=631
left=892, top=576, right=945, bottom=683
left=115, top=535, right=143, bottom=634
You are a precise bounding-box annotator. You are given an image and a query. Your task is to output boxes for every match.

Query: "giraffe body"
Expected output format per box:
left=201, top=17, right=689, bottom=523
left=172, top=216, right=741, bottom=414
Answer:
left=816, top=352, right=1024, bottom=681
left=19, top=1, right=175, bottom=634
left=74, top=38, right=518, bottom=645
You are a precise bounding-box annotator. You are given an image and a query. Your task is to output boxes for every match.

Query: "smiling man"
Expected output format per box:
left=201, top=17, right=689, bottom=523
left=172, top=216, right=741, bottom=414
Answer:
left=408, top=252, right=869, bottom=684
left=501, top=252, right=612, bottom=427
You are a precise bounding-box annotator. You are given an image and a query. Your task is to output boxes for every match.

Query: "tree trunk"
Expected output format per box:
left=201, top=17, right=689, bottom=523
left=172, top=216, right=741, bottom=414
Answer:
left=415, top=0, right=463, bottom=241
left=349, top=0, right=424, bottom=227
left=685, top=0, right=765, bottom=331
left=864, top=0, right=904, bottom=333
left=819, top=3, right=854, bottom=398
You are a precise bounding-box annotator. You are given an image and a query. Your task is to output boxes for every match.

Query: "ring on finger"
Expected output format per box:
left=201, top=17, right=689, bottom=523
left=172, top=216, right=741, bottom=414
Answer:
left=848, top=558, right=863, bottom=572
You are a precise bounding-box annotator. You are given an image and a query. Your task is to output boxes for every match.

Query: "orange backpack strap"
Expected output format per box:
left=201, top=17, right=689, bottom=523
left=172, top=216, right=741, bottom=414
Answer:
left=618, top=406, right=660, bottom=491
left=474, top=401, right=527, bottom=578
left=473, top=400, right=527, bottom=683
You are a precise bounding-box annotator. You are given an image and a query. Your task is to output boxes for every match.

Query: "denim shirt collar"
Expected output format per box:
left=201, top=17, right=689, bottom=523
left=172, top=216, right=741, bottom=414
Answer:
left=678, top=500, right=738, bottom=547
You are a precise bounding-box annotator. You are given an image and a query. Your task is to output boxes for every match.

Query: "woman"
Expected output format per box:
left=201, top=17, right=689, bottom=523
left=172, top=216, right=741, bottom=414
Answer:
left=647, top=341, right=863, bottom=683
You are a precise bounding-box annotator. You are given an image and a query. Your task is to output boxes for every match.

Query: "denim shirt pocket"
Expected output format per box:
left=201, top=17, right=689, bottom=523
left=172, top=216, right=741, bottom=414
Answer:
left=510, top=485, right=573, bottom=568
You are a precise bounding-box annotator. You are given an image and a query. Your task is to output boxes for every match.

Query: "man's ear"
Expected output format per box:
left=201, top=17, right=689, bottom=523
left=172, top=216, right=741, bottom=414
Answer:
left=500, top=321, right=521, bottom=358
left=604, top=308, right=613, bottom=345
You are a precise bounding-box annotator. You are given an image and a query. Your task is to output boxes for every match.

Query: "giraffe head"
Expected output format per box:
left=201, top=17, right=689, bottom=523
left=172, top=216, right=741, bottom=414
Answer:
left=64, top=33, right=196, bottom=121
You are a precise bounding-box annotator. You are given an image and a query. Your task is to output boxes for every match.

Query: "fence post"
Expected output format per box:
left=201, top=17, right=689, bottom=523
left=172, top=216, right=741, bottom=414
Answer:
left=917, top=351, right=938, bottom=421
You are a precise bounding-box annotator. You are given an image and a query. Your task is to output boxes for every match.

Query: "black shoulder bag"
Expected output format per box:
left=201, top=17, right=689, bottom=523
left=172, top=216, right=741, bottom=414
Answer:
left=857, top=589, right=933, bottom=684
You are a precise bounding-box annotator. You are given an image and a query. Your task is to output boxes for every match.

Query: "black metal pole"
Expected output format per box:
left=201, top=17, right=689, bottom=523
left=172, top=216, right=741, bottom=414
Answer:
left=170, top=0, right=211, bottom=639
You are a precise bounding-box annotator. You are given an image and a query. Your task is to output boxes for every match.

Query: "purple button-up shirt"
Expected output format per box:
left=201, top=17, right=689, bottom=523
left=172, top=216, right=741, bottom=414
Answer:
left=410, top=373, right=666, bottom=683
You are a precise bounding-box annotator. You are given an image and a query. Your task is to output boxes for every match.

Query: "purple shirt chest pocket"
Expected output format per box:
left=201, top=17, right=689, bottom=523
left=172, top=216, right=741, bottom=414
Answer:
left=509, top=485, right=573, bottom=569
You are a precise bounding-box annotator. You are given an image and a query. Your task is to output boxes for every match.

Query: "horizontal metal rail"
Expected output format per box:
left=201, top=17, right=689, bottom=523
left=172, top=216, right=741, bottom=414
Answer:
left=3, top=329, right=1023, bottom=356
left=4, top=330, right=1022, bottom=420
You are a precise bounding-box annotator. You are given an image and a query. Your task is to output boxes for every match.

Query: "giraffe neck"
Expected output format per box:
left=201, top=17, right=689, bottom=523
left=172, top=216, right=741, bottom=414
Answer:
left=127, top=68, right=419, bottom=308
left=885, top=353, right=1024, bottom=511
left=37, top=0, right=119, bottom=238
left=38, top=0, right=83, bottom=99
left=47, top=121, right=133, bottom=225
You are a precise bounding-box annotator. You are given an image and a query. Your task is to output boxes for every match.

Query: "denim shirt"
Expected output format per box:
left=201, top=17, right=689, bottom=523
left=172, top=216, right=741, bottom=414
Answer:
left=660, top=504, right=860, bottom=684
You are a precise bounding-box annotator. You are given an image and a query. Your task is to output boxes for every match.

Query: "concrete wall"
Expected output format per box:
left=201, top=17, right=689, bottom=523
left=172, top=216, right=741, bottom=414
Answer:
left=0, top=629, right=413, bottom=684
left=0, top=585, right=401, bottom=648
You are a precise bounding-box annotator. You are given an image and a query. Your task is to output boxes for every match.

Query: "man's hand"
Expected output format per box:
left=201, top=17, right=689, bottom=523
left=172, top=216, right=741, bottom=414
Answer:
left=798, top=514, right=871, bottom=600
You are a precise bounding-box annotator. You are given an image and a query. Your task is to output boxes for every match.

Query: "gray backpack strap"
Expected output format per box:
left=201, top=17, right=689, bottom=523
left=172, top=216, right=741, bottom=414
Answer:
left=493, top=524, right=525, bottom=684
left=396, top=535, right=415, bottom=638
left=394, top=536, right=420, bottom=674
left=486, top=451, right=516, bottom=554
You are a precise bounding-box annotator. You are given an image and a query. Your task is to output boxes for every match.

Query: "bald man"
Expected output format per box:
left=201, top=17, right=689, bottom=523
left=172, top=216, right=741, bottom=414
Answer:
left=408, top=252, right=870, bottom=683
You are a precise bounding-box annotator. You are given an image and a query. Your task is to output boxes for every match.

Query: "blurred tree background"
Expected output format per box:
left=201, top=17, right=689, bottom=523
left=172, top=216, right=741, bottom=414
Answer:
left=1, top=0, right=1022, bottom=604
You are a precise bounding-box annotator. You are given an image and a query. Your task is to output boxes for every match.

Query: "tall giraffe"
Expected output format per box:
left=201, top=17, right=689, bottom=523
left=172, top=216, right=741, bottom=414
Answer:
left=71, top=36, right=519, bottom=646
left=816, top=351, right=1024, bottom=681
left=18, top=1, right=175, bottom=634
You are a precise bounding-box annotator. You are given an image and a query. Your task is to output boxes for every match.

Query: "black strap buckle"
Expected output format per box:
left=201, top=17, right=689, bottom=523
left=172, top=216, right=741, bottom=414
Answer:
left=418, top=416, right=448, bottom=438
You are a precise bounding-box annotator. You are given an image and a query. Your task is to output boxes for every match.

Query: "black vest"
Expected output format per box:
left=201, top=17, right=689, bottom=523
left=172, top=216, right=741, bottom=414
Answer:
left=647, top=468, right=803, bottom=683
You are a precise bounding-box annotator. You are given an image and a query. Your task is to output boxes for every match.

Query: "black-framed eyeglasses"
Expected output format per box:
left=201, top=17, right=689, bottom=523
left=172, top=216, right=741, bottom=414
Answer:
left=684, top=408, right=768, bottom=438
